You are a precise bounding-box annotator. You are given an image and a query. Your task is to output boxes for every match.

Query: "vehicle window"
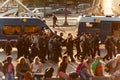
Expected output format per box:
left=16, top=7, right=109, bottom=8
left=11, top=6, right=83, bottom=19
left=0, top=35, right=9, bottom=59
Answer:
left=78, top=4, right=90, bottom=8
left=34, top=9, right=44, bottom=13
left=86, top=22, right=99, bottom=28
left=24, top=25, right=39, bottom=34
left=2, top=25, right=22, bottom=35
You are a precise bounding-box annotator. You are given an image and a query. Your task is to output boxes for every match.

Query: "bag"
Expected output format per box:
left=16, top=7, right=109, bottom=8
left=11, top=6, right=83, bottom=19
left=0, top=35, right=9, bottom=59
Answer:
left=95, top=63, right=103, bottom=76
left=44, top=67, right=54, bottom=78
left=76, top=62, right=83, bottom=72
left=104, top=60, right=112, bottom=73
left=69, top=72, right=79, bottom=79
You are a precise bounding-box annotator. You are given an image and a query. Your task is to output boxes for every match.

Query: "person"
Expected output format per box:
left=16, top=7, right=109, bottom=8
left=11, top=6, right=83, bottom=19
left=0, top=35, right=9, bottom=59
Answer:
left=52, top=36, right=62, bottom=63
left=80, top=33, right=90, bottom=61
left=16, top=35, right=24, bottom=59
left=107, top=54, right=120, bottom=75
left=0, top=61, right=3, bottom=80
left=57, top=56, right=70, bottom=80
left=103, top=35, right=114, bottom=61
left=64, top=33, right=75, bottom=62
left=38, top=34, right=48, bottom=63
left=91, top=33, right=101, bottom=57
left=116, top=36, right=120, bottom=53
left=4, top=39, right=12, bottom=55
left=48, top=34, right=55, bottom=60
left=16, top=57, right=30, bottom=80
left=23, top=71, right=32, bottom=80
left=74, top=34, right=81, bottom=60
left=44, top=67, right=54, bottom=79
left=110, top=34, right=116, bottom=57
left=30, top=44, right=39, bottom=62
left=3, top=56, right=15, bottom=80
left=53, top=14, right=58, bottom=28
left=92, top=56, right=103, bottom=76
left=22, top=35, right=31, bottom=59
left=30, top=56, right=43, bottom=80
left=103, top=54, right=120, bottom=80
left=78, top=57, right=93, bottom=80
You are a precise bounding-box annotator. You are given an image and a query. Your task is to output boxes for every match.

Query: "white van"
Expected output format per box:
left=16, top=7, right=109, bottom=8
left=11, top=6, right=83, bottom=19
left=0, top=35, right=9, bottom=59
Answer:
left=32, top=7, right=53, bottom=17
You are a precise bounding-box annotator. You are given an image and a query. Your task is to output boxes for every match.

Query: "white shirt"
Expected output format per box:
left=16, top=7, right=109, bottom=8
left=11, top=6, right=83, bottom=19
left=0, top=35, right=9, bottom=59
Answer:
left=31, top=62, right=42, bottom=73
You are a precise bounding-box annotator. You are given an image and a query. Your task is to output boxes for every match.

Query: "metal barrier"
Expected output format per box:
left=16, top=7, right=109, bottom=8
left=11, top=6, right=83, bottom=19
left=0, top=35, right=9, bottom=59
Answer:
left=1, top=76, right=116, bottom=80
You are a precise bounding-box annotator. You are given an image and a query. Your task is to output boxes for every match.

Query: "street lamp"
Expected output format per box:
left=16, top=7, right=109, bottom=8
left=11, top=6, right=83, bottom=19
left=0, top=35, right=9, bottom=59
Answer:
left=43, top=0, right=46, bottom=17
left=63, top=0, right=69, bottom=26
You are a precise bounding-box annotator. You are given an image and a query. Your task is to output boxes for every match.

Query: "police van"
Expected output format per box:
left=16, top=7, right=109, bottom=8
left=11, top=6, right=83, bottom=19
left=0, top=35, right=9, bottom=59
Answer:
left=0, top=17, right=54, bottom=47
left=77, top=15, right=120, bottom=42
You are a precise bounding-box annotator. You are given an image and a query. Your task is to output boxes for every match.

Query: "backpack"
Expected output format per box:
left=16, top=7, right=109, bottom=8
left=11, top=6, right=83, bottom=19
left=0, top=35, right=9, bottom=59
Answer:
left=104, top=60, right=113, bottom=73
left=94, top=63, right=103, bottom=76
left=76, top=62, right=83, bottom=72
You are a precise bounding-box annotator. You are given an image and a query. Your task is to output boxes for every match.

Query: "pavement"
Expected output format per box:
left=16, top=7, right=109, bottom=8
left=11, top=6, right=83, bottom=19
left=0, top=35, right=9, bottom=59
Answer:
left=45, top=14, right=79, bottom=27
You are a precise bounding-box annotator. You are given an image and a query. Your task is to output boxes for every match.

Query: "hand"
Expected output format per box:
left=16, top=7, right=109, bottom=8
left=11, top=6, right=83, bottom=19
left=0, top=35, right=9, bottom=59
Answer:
left=56, top=75, right=58, bottom=78
left=56, top=74, right=59, bottom=78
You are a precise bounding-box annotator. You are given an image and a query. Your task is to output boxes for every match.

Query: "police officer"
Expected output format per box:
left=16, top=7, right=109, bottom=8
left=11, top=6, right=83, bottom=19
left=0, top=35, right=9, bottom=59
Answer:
left=103, top=35, right=114, bottom=61
left=91, top=33, right=101, bottom=57
left=116, top=36, right=120, bottom=53
left=53, top=14, right=58, bottom=28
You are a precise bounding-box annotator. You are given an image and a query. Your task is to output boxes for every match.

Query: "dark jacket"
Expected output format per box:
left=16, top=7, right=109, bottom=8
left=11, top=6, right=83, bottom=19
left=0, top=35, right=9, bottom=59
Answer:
left=3, top=62, right=14, bottom=75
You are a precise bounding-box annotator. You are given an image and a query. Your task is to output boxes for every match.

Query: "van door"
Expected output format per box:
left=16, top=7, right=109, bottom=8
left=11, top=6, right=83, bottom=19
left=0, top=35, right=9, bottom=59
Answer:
left=101, top=22, right=112, bottom=42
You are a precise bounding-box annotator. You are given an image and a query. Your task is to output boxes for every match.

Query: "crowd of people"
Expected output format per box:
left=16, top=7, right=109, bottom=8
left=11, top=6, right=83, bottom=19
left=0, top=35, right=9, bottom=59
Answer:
left=2, top=27, right=120, bottom=80
left=0, top=54, right=120, bottom=80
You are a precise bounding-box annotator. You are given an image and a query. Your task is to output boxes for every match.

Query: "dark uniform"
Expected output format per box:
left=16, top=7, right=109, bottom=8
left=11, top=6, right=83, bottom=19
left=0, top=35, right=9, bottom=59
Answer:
left=103, top=36, right=114, bottom=60
left=53, top=15, right=58, bottom=28
left=74, top=35, right=81, bottom=60
left=92, top=34, right=101, bottom=57
left=4, top=39, right=12, bottom=55
left=116, top=39, right=120, bottom=53
left=16, top=35, right=24, bottom=59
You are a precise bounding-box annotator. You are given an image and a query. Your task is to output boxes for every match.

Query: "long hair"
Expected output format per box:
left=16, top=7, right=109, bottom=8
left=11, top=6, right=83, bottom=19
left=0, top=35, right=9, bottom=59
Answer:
left=58, top=56, right=68, bottom=66
left=33, top=56, right=40, bottom=63
left=18, top=57, right=27, bottom=64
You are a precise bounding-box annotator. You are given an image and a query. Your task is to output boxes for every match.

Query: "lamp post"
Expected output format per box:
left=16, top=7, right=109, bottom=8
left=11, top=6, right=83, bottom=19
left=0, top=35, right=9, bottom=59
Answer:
left=63, top=0, right=69, bottom=26
left=43, top=0, right=46, bottom=17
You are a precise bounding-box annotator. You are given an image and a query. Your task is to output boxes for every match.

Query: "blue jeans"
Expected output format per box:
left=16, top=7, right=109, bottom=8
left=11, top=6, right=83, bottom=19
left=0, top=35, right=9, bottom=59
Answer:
left=5, top=72, right=14, bottom=80
left=0, top=77, right=2, bottom=80
left=79, top=70, right=92, bottom=80
left=17, top=74, right=23, bottom=80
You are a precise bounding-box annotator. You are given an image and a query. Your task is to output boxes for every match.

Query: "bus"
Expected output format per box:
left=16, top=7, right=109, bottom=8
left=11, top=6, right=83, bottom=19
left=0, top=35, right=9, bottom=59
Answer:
left=0, top=17, right=54, bottom=47
left=77, top=16, right=120, bottom=43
